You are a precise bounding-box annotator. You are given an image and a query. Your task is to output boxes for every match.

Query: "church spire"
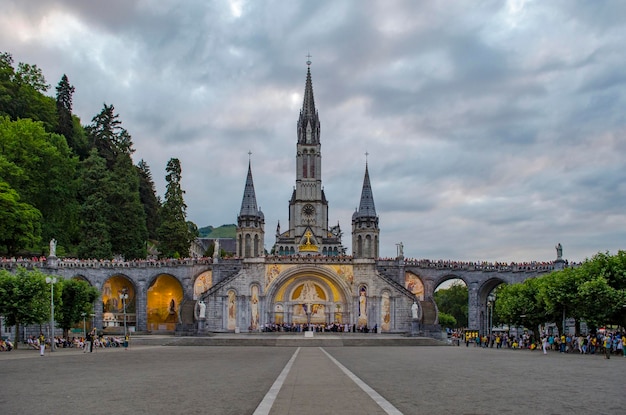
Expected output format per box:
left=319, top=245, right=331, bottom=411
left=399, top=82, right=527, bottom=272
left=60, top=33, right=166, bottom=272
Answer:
left=356, top=162, right=377, bottom=218
left=239, top=159, right=259, bottom=217
left=297, top=61, right=320, bottom=145
left=352, top=160, right=379, bottom=259
left=237, top=157, right=265, bottom=258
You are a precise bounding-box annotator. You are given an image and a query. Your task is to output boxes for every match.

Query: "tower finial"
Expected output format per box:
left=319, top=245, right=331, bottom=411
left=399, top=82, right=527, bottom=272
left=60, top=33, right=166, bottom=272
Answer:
left=248, top=150, right=252, bottom=161
left=306, top=53, right=312, bottom=66
left=365, top=151, right=369, bottom=165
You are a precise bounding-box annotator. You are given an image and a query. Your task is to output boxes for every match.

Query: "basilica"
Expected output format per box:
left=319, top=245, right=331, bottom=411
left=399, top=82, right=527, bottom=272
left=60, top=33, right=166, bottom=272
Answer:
left=196, top=63, right=422, bottom=334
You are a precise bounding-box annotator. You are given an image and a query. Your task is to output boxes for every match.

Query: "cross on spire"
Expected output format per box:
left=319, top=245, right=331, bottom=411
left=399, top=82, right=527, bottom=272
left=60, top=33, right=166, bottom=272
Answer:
left=306, top=53, right=312, bottom=66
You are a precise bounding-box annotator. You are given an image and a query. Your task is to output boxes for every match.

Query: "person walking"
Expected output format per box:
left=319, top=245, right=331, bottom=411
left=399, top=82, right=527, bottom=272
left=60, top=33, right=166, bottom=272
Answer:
left=84, top=330, right=92, bottom=353
left=542, top=336, right=549, bottom=354
left=38, top=332, right=45, bottom=356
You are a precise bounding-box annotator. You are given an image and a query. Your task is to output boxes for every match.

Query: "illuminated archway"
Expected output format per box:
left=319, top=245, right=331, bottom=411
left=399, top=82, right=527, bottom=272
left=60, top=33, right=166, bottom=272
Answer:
left=102, top=275, right=136, bottom=332
left=266, top=267, right=351, bottom=326
left=147, top=274, right=183, bottom=331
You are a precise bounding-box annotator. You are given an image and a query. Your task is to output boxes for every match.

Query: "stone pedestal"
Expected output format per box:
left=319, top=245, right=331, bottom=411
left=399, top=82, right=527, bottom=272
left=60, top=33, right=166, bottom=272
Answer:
left=410, top=319, right=421, bottom=336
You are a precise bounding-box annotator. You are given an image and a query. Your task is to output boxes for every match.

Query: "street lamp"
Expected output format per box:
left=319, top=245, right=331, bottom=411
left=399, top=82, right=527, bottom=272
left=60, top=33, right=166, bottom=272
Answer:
left=119, top=289, right=129, bottom=339
left=45, top=277, right=57, bottom=352
left=487, top=294, right=495, bottom=340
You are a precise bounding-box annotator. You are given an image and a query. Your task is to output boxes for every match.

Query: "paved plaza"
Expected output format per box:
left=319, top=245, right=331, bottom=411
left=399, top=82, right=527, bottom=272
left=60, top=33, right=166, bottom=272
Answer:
left=1, top=341, right=623, bottom=415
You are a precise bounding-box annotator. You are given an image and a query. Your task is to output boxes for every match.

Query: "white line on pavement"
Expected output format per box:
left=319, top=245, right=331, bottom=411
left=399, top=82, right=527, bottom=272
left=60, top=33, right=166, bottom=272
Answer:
left=319, top=347, right=404, bottom=415
left=252, top=347, right=301, bottom=415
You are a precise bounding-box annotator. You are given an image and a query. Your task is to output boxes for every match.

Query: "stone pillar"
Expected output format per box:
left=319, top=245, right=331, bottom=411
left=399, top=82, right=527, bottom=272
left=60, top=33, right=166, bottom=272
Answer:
left=467, top=282, right=480, bottom=331
left=135, top=280, right=147, bottom=332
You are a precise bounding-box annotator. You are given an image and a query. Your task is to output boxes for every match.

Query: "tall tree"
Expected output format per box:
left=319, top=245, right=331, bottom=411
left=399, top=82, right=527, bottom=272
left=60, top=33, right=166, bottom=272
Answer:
left=83, top=105, right=147, bottom=259
left=86, top=103, right=133, bottom=167
left=77, top=149, right=113, bottom=259
left=0, top=116, right=79, bottom=252
left=55, top=74, right=76, bottom=148
left=0, top=180, right=42, bottom=255
left=0, top=268, right=52, bottom=349
left=157, top=158, right=195, bottom=258
left=0, top=52, right=56, bottom=132
left=137, top=160, right=161, bottom=241
left=57, top=278, right=99, bottom=338
left=107, top=154, right=147, bottom=259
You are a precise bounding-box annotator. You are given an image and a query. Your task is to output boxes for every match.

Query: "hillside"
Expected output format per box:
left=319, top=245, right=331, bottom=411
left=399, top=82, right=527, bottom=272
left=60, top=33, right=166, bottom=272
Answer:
left=198, top=224, right=237, bottom=238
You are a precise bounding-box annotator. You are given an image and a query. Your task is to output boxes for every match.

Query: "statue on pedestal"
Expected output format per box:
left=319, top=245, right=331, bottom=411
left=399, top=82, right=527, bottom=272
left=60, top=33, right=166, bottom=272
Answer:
left=555, top=243, right=563, bottom=260
left=197, top=300, right=206, bottom=320
left=411, top=301, right=419, bottom=320
left=49, top=238, right=57, bottom=257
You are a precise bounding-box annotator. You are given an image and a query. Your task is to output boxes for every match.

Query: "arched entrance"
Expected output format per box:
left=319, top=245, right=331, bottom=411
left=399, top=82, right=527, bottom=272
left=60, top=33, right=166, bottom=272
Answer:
left=147, top=274, right=183, bottom=332
left=102, top=275, right=136, bottom=333
left=267, top=270, right=351, bottom=329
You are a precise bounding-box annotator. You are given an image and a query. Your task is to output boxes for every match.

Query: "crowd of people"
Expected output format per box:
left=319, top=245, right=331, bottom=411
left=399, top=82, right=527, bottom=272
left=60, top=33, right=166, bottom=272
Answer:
left=262, top=322, right=377, bottom=333
left=460, top=330, right=626, bottom=358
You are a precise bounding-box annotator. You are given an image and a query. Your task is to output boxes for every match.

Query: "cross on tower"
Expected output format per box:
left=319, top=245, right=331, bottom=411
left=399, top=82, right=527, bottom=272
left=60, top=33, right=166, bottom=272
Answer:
left=306, top=53, right=312, bottom=66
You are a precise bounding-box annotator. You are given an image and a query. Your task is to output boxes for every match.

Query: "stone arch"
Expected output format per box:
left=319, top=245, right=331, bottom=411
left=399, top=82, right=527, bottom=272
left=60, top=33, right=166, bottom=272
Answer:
left=477, top=277, right=506, bottom=336
left=71, top=274, right=91, bottom=284
left=101, top=274, right=136, bottom=333
left=265, top=266, right=353, bottom=326
left=146, top=273, right=184, bottom=332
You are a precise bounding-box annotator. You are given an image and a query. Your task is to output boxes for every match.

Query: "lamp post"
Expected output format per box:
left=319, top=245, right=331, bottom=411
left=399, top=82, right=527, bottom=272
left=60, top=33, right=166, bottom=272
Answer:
left=45, top=277, right=57, bottom=352
left=487, top=294, right=495, bottom=341
left=119, top=289, right=129, bottom=339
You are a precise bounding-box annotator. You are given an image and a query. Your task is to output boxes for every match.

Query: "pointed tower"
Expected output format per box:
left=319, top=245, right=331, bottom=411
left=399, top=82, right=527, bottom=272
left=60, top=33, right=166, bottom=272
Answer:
left=273, top=60, right=344, bottom=256
left=352, top=162, right=379, bottom=258
left=236, top=159, right=265, bottom=258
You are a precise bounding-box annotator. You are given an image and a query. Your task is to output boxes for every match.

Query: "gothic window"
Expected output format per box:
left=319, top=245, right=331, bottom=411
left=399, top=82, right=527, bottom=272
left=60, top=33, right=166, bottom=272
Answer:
left=303, top=151, right=308, bottom=178
left=310, top=154, right=315, bottom=178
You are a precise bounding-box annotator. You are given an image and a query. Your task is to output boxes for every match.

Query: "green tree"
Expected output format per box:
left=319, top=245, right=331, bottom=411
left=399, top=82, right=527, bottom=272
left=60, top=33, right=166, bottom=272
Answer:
left=82, top=105, right=147, bottom=259
left=0, top=268, right=52, bottom=349
left=438, top=312, right=457, bottom=330
left=0, top=116, right=79, bottom=252
left=157, top=158, right=195, bottom=258
left=137, top=160, right=161, bottom=241
left=86, top=103, right=133, bottom=167
left=107, top=154, right=147, bottom=259
left=77, top=149, right=113, bottom=259
left=0, top=53, right=56, bottom=132
left=495, top=278, right=545, bottom=339
left=0, top=181, right=42, bottom=255
left=434, top=282, right=468, bottom=328
left=57, top=279, right=99, bottom=338
left=538, top=267, right=583, bottom=336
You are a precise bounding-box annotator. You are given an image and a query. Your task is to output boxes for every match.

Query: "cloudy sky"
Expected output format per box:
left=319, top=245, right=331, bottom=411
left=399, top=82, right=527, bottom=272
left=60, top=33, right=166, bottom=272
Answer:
left=2, top=0, right=625, bottom=263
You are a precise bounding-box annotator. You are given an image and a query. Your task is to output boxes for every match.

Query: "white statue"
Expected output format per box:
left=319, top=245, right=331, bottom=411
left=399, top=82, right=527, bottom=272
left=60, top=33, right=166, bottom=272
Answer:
left=197, top=300, right=206, bottom=320
left=213, top=240, right=220, bottom=259
left=555, top=243, right=563, bottom=260
left=49, top=238, right=57, bottom=257
left=411, top=301, right=419, bottom=319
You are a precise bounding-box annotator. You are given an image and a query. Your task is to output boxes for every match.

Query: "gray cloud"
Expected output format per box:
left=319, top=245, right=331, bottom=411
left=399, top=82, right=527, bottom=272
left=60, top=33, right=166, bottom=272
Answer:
left=1, top=0, right=624, bottom=262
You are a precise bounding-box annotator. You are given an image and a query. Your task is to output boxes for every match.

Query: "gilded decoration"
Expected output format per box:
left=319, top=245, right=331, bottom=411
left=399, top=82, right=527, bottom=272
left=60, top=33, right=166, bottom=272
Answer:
left=324, top=264, right=353, bottom=285
left=264, top=263, right=294, bottom=288
left=405, top=272, right=425, bottom=300
left=193, top=271, right=213, bottom=300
